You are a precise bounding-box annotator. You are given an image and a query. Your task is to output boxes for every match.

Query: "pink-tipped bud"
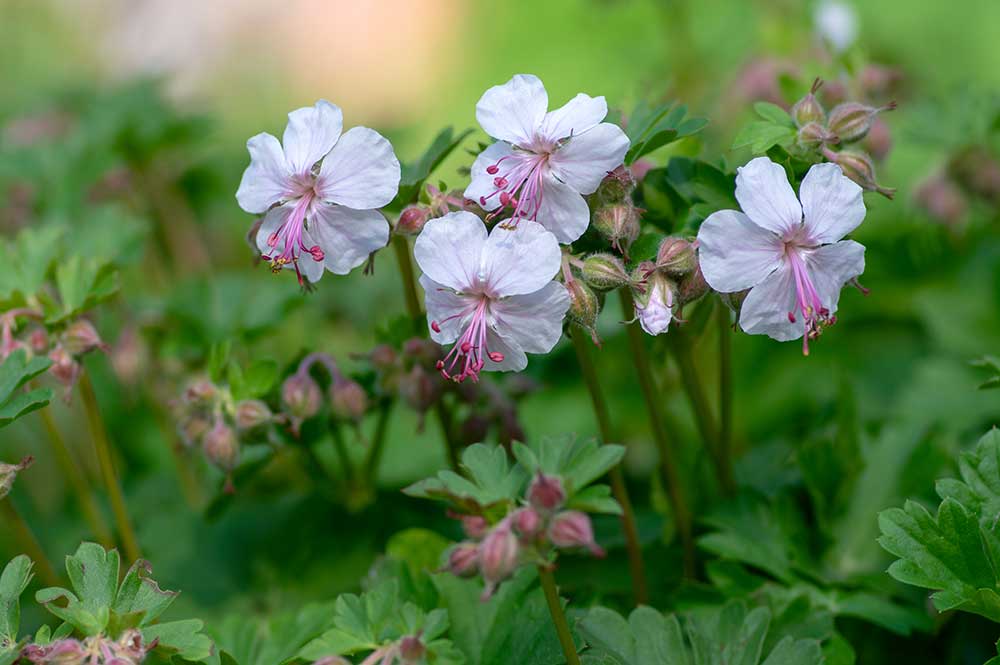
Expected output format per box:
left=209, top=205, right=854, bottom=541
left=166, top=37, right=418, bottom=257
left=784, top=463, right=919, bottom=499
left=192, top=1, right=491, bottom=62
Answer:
left=28, top=328, right=48, bottom=354
left=329, top=377, right=368, bottom=423
left=677, top=262, right=709, bottom=306
left=914, top=173, right=967, bottom=227
left=445, top=542, right=480, bottom=577
left=592, top=203, right=641, bottom=255
left=397, top=205, right=432, bottom=236
left=369, top=344, right=398, bottom=371
left=178, top=415, right=211, bottom=449
left=0, top=456, right=33, bottom=500
left=399, top=635, right=426, bottom=663
left=234, top=399, right=272, bottom=431
left=823, top=149, right=895, bottom=199
left=595, top=165, right=636, bottom=204
left=203, top=419, right=239, bottom=472
left=399, top=365, right=440, bottom=415
left=48, top=345, right=81, bottom=394
left=827, top=101, right=896, bottom=145
left=281, top=372, right=322, bottom=422
left=791, top=79, right=827, bottom=128
left=184, top=379, right=217, bottom=407
left=461, top=515, right=489, bottom=539
left=528, top=473, right=566, bottom=512
left=862, top=117, right=892, bottom=161
left=565, top=280, right=600, bottom=339
left=478, top=526, right=520, bottom=588
left=511, top=507, right=542, bottom=539
left=62, top=319, right=109, bottom=356
left=548, top=510, right=605, bottom=557
left=655, top=237, right=697, bottom=277
left=796, top=122, right=838, bottom=149
left=581, top=253, right=629, bottom=291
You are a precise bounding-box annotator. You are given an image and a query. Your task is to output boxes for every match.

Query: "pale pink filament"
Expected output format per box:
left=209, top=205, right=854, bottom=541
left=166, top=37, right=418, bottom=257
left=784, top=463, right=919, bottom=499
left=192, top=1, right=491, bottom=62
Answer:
left=432, top=295, right=505, bottom=383
left=785, top=248, right=835, bottom=355
left=262, top=189, right=325, bottom=284
left=480, top=151, right=549, bottom=227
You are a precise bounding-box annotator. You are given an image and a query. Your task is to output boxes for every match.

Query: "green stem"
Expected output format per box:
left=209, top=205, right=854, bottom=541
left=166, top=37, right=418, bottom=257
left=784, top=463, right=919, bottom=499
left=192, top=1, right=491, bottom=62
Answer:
left=78, top=370, right=142, bottom=563
left=618, top=289, right=695, bottom=577
left=363, top=400, right=394, bottom=484
left=717, top=300, right=733, bottom=486
left=568, top=327, right=649, bottom=605
left=329, top=420, right=355, bottom=482
left=1, top=499, right=61, bottom=586
left=391, top=233, right=461, bottom=471
left=537, top=566, right=581, bottom=665
left=37, top=406, right=115, bottom=549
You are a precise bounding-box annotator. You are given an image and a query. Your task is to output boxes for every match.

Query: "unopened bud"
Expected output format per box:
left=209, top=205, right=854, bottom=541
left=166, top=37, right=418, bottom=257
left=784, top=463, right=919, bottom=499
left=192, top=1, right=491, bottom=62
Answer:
left=48, top=345, right=81, bottom=394
left=512, top=507, right=542, bottom=539
left=445, top=542, right=480, bottom=578
left=399, top=635, right=426, bottom=663
left=548, top=510, right=605, bottom=557
left=823, top=149, right=895, bottom=198
left=677, top=262, right=710, bottom=305
left=369, top=344, right=398, bottom=371
left=329, top=377, right=368, bottom=422
left=655, top=237, right=697, bottom=277
left=528, top=473, right=566, bottom=512
left=796, top=122, right=838, bottom=149
left=791, top=79, right=826, bottom=127
left=461, top=514, right=489, bottom=539
left=234, top=399, right=271, bottom=430
left=592, top=203, right=640, bottom=254
left=478, top=526, right=520, bottom=592
left=595, top=165, right=635, bottom=204
left=281, top=372, right=322, bottom=423
left=28, top=328, right=48, bottom=354
left=178, top=415, right=211, bottom=449
left=203, top=419, right=239, bottom=472
left=565, top=279, right=600, bottom=334
left=827, top=101, right=895, bottom=144
left=184, top=379, right=217, bottom=407
left=399, top=365, right=440, bottom=414
left=949, top=147, right=1000, bottom=203
left=403, top=337, right=443, bottom=369
left=634, top=273, right=676, bottom=336
left=582, top=253, right=629, bottom=291
left=396, top=205, right=432, bottom=236
left=862, top=117, right=892, bottom=161
left=914, top=173, right=967, bottom=227
left=0, top=456, right=32, bottom=499
left=62, top=319, right=109, bottom=356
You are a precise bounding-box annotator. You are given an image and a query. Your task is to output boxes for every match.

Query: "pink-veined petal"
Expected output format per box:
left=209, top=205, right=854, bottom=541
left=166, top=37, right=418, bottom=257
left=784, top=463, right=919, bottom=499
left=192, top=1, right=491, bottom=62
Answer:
left=476, top=74, right=548, bottom=146
left=481, top=221, right=562, bottom=297
left=534, top=174, right=591, bottom=244
left=317, top=126, right=401, bottom=209
left=804, top=239, right=865, bottom=315
left=413, top=211, right=488, bottom=292
left=800, top=162, right=866, bottom=243
left=282, top=100, right=343, bottom=176
left=697, top=209, right=784, bottom=293
left=735, top=156, right=803, bottom=236
left=739, top=260, right=801, bottom=341
left=540, top=93, right=608, bottom=141
left=548, top=122, right=630, bottom=195
left=464, top=141, right=515, bottom=211
left=237, top=133, right=292, bottom=213
left=491, top=281, right=570, bottom=354
left=419, top=275, right=474, bottom=344
left=307, top=203, right=390, bottom=275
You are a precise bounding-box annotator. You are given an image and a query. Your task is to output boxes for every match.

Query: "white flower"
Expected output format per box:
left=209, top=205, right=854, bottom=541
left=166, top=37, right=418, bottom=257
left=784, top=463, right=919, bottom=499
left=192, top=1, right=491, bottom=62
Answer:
left=815, top=1, right=859, bottom=54
left=236, top=100, right=400, bottom=284
left=414, top=211, right=570, bottom=382
left=635, top=276, right=674, bottom=336
left=697, top=157, right=866, bottom=354
left=464, top=74, right=630, bottom=244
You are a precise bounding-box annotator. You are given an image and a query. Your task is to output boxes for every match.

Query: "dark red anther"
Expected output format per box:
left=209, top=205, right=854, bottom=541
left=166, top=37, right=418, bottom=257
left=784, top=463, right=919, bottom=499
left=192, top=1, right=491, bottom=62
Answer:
left=499, top=191, right=511, bottom=206
left=431, top=321, right=442, bottom=333
left=488, top=352, right=505, bottom=362
left=787, top=312, right=797, bottom=323
left=486, top=164, right=499, bottom=175
left=309, top=245, right=325, bottom=261
left=494, top=177, right=508, bottom=188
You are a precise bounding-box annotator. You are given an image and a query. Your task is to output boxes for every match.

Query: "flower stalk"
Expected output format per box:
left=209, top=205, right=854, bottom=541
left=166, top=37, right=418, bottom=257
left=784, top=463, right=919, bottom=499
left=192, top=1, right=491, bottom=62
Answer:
left=717, top=300, right=734, bottom=483
left=0, top=498, right=60, bottom=586
left=537, top=566, right=581, bottom=665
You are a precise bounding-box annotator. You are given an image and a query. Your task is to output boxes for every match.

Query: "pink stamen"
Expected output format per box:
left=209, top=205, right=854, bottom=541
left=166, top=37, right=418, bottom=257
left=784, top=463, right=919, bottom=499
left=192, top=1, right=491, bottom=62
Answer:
left=786, top=249, right=835, bottom=355
left=436, top=296, right=502, bottom=383
left=481, top=150, right=550, bottom=228
left=267, top=190, right=317, bottom=274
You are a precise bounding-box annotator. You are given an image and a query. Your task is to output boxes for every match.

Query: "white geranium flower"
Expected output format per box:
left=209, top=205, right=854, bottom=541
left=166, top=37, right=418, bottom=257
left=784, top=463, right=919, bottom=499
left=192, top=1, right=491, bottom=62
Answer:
left=697, top=157, right=867, bottom=354
left=464, top=74, right=630, bottom=244
left=815, top=1, right=859, bottom=54
left=414, top=211, right=570, bottom=382
left=236, top=100, right=400, bottom=284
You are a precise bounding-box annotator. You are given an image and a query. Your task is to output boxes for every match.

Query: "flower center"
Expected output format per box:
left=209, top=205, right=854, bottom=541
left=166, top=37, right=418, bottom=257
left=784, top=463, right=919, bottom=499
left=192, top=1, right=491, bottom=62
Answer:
left=785, top=245, right=835, bottom=355
left=479, top=147, right=553, bottom=228
left=431, top=295, right=505, bottom=383
left=262, top=186, right=325, bottom=285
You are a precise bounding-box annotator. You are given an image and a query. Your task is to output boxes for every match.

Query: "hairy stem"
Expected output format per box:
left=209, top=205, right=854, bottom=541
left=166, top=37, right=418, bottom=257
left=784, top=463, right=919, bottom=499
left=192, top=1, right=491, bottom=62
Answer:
left=618, top=289, right=695, bottom=577
left=537, top=566, right=581, bottom=665
left=78, top=370, right=142, bottom=562
left=0, top=499, right=61, bottom=586
left=569, top=326, right=649, bottom=605
left=329, top=420, right=356, bottom=482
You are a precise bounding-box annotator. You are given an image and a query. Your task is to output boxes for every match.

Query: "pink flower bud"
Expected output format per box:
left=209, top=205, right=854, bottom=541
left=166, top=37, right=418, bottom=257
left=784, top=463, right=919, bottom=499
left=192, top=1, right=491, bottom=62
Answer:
left=177, top=415, right=211, bottom=449
left=369, top=344, right=398, bottom=371
left=655, top=237, right=697, bottom=277
left=445, top=542, right=480, bottom=577
left=0, top=456, right=32, bottom=500
left=677, top=262, right=709, bottom=306
left=581, top=253, right=629, bottom=291
left=48, top=345, right=81, bottom=396
left=461, top=514, right=489, bottom=539
left=827, top=101, right=896, bottom=145
left=592, top=203, right=640, bottom=254
left=478, top=526, right=520, bottom=590
left=399, top=635, right=426, bottom=663
left=512, top=507, right=542, bottom=539
left=791, top=79, right=827, bottom=128
left=549, top=511, right=605, bottom=557
left=796, top=121, right=839, bottom=149
left=329, top=377, right=368, bottom=422
left=28, top=328, right=48, bottom=354
left=396, top=205, right=432, bottom=236
left=822, top=148, right=895, bottom=199
left=862, top=117, right=892, bottom=161
left=398, top=365, right=440, bottom=415
left=203, top=419, right=239, bottom=472
left=61, top=319, right=109, bottom=356
left=281, top=372, right=322, bottom=425
left=234, top=399, right=272, bottom=430
left=914, top=173, right=967, bottom=227
left=528, top=473, right=566, bottom=512
left=184, top=379, right=217, bottom=407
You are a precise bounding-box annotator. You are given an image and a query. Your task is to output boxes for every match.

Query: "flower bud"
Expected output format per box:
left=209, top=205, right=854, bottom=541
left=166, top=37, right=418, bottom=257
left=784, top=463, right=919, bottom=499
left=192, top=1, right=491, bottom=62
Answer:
left=634, top=273, right=676, bottom=336
left=396, top=205, right=432, bottom=236
left=565, top=280, right=600, bottom=335
left=796, top=122, right=838, bottom=150
left=21, top=637, right=88, bottom=664
left=528, top=473, right=566, bottom=512
left=823, top=149, right=895, bottom=198
left=0, top=456, right=32, bottom=500
left=48, top=345, right=81, bottom=395
left=791, top=79, right=826, bottom=128
left=478, top=526, right=520, bottom=593
left=234, top=399, right=272, bottom=431
left=949, top=147, right=1000, bottom=203
left=655, top=237, right=697, bottom=277
left=369, top=344, right=398, bottom=372
left=184, top=379, right=217, bottom=407
left=28, top=328, right=48, bottom=354
left=827, top=101, right=895, bottom=144
left=677, top=262, right=709, bottom=305
left=461, top=514, right=489, bottom=539
left=62, top=319, right=109, bottom=356
left=914, top=173, right=967, bottom=227
left=178, top=415, right=211, bottom=449
left=594, top=165, right=635, bottom=204
left=403, top=337, right=443, bottom=369
left=329, top=377, right=368, bottom=422
left=445, top=542, right=480, bottom=577
left=203, top=419, right=239, bottom=472
left=399, top=365, right=440, bottom=415
left=399, top=635, right=427, bottom=663
left=581, top=253, right=629, bottom=291
left=281, top=372, right=322, bottom=423
left=862, top=117, right=892, bottom=161
left=511, top=507, right=542, bottom=540
left=548, top=510, right=605, bottom=557
left=592, top=203, right=640, bottom=254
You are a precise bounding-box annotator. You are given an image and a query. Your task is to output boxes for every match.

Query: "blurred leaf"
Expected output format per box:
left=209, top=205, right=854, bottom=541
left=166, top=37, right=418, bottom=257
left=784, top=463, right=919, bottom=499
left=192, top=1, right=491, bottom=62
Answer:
left=0, top=555, right=32, bottom=656
left=45, top=255, right=119, bottom=324
left=403, top=444, right=527, bottom=515
left=624, top=102, right=707, bottom=165
left=142, top=619, right=214, bottom=662
left=395, top=127, right=473, bottom=207
left=732, top=122, right=796, bottom=154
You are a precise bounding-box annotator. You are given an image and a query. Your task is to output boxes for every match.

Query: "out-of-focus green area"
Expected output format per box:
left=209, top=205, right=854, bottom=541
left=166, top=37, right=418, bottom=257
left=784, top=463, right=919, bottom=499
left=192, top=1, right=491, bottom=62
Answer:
left=1, top=0, right=999, bottom=661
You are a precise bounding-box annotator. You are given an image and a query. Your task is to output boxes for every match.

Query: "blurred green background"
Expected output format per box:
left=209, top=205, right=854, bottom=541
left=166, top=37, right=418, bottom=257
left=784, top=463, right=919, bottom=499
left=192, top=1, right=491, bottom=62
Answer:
left=1, top=0, right=999, bottom=659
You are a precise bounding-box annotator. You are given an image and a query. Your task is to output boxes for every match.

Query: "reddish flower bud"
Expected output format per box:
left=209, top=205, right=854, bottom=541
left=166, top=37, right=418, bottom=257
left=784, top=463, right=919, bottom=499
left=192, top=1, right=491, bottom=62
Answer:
left=592, top=203, right=640, bottom=254
left=827, top=101, right=895, bottom=144
left=581, top=253, right=629, bottom=291
left=183, top=379, right=217, bottom=407
left=655, top=237, right=697, bottom=277
left=478, top=526, right=520, bottom=595
left=677, top=262, right=710, bottom=306
left=398, top=365, right=440, bottom=415
left=461, top=514, right=489, bottom=539
left=48, top=345, right=81, bottom=396
left=281, top=372, right=322, bottom=427
left=528, top=473, right=566, bottom=512
left=396, top=205, right=432, bottom=236
left=369, top=344, right=398, bottom=371
left=445, top=542, right=480, bottom=577
left=791, top=79, right=827, bottom=128
left=329, top=377, right=368, bottom=422
left=62, top=319, right=109, bottom=356
left=28, top=328, right=48, bottom=354
left=862, top=117, right=892, bottom=161
left=178, top=415, right=211, bottom=449
left=822, top=149, right=895, bottom=199
left=399, top=635, right=427, bottom=663
left=234, top=399, right=272, bottom=431
left=796, top=121, right=838, bottom=150
left=203, top=419, right=239, bottom=472
left=914, top=173, right=967, bottom=227
left=548, top=510, right=605, bottom=557
left=512, top=507, right=542, bottom=539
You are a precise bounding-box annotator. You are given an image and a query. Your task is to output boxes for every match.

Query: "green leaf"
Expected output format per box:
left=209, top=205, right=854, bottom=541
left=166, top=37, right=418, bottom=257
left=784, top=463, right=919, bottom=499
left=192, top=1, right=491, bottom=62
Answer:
left=111, top=560, right=179, bottom=631
left=732, top=122, right=796, bottom=154
left=394, top=127, right=474, bottom=207
left=512, top=435, right=624, bottom=497
left=47, top=255, right=119, bottom=324
left=623, top=101, right=707, bottom=165
left=0, top=350, right=52, bottom=430
left=403, top=444, right=527, bottom=514
left=753, top=102, right=795, bottom=127
left=142, top=619, right=214, bottom=661
left=36, top=543, right=119, bottom=636
left=0, top=556, right=33, bottom=652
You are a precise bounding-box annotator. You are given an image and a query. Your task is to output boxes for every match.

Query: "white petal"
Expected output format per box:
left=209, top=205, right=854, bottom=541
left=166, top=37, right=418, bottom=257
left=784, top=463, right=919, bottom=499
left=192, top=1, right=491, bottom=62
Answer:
left=735, top=157, right=802, bottom=236
left=637, top=281, right=673, bottom=336
left=307, top=204, right=390, bottom=275
left=739, top=261, right=801, bottom=341
left=293, top=242, right=326, bottom=283
left=236, top=133, right=292, bottom=213
left=317, top=127, right=401, bottom=209
left=413, top=211, right=488, bottom=292
left=464, top=141, right=514, bottom=211
left=535, top=174, right=591, bottom=244
left=282, top=100, right=343, bottom=176
left=476, top=74, right=548, bottom=146
left=483, top=328, right=527, bottom=372
left=800, top=163, right=866, bottom=244
left=254, top=205, right=325, bottom=283
left=548, top=123, right=630, bottom=195
left=696, top=209, right=784, bottom=293
left=804, top=239, right=865, bottom=314
left=491, top=281, right=570, bottom=354
left=540, top=93, right=608, bottom=141
left=419, top=275, right=473, bottom=344
left=481, top=221, right=562, bottom=297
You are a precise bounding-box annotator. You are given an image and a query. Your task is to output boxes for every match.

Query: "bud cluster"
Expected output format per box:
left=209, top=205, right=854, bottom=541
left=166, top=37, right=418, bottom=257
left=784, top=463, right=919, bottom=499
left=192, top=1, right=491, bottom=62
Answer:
left=396, top=183, right=487, bottom=236
left=21, top=628, right=154, bottom=665
left=442, top=472, right=604, bottom=600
